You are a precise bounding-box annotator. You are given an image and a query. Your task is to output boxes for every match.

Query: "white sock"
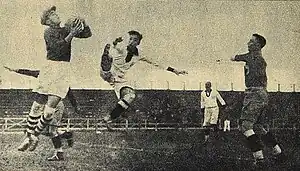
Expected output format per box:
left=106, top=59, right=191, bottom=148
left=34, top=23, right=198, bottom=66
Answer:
left=273, top=145, right=282, bottom=155
left=243, top=129, right=255, bottom=137
left=253, top=150, right=264, bottom=160
left=56, top=147, right=63, bottom=153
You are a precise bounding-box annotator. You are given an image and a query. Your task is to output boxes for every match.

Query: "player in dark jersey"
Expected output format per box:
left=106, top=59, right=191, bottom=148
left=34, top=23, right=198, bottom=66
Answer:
left=231, top=34, right=286, bottom=168
left=4, top=66, right=77, bottom=161
left=17, top=6, right=92, bottom=152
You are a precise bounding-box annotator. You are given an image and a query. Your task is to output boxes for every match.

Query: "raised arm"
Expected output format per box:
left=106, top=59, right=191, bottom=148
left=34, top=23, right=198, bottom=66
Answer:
left=74, top=18, right=92, bottom=38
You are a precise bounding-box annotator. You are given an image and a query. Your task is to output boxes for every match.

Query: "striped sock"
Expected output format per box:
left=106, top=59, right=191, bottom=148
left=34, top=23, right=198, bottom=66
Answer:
left=35, top=115, right=53, bottom=135
left=26, top=101, right=44, bottom=134
left=35, top=105, right=55, bottom=135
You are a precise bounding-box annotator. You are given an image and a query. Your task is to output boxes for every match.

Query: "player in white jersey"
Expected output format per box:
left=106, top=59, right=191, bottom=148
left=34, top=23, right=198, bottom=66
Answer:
left=200, top=81, right=226, bottom=142
left=100, top=30, right=188, bottom=127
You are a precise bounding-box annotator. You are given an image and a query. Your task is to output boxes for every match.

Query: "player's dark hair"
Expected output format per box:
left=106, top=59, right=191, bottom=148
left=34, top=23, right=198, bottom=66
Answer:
left=253, top=34, right=266, bottom=48
left=128, top=30, right=143, bottom=41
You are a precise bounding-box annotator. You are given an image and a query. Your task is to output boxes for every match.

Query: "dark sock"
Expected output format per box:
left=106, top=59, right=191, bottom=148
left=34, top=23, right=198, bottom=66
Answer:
left=110, top=104, right=126, bottom=119
left=51, top=135, right=62, bottom=149
left=60, top=131, right=73, bottom=139
left=204, top=126, right=210, bottom=136
left=261, top=132, right=278, bottom=148
left=211, top=124, right=218, bottom=132
left=246, top=134, right=264, bottom=152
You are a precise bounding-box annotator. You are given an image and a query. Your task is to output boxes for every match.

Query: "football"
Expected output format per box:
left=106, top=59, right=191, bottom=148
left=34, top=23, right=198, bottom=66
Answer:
left=64, top=17, right=84, bottom=32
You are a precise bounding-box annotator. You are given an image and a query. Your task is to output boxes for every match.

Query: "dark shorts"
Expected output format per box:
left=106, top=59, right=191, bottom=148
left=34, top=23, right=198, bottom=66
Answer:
left=240, top=88, right=268, bottom=124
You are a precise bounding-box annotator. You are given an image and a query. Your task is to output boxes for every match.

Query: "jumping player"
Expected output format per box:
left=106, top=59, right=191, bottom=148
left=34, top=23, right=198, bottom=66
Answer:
left=231, top=34, right=286, bottom=167
left=17, top=6, right=92, bottom=152
left=200, top=81, right=226, bottom=143
left=100, top=30, right=188, bottom=128
left=4, top=66, right=76, bottom=161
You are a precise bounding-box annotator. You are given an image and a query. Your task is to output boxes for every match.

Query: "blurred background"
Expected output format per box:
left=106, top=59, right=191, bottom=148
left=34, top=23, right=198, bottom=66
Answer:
left=0, top=0, right=299, bottom=91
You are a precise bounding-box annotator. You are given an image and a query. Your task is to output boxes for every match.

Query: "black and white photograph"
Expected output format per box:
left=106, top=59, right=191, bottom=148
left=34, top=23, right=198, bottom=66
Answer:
left=0, top=0, right=299, bottom=170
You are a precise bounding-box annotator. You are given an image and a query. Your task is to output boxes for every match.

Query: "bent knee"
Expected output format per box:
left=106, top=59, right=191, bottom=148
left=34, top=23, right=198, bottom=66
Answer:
left=120, top=87, right=136, bottom=104
left=44, top=105, right=56, bottom=119
left=240, top=120, right=254, bottom=134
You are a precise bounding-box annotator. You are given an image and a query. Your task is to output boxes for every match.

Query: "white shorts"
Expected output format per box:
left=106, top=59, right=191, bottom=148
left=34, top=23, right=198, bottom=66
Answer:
left=203, top=106, right=219, bottom=126
left=100, top=71, right=134, bottom=99
left=33, top=60, right=71, bottom=98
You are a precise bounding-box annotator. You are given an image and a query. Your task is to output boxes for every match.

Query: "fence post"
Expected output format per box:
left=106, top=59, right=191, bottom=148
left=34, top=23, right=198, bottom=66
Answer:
left=277, top=84, right=281, bottom=92
left=199, top=82, right=202, bottom=90
left=183, top=81, right=186, bottom=91
left=125, top=119, right=128, bottom=131
left=67, top=119, right=70, bottom=131
left=231, top=82, right=234, bottom=91
left=293, top=84, right=296, bottom=92
left=87, top=119, right=89, bottom=129
left=166, top=81, right=170, bottom=90
left=5, top=118, right=7, bottom=130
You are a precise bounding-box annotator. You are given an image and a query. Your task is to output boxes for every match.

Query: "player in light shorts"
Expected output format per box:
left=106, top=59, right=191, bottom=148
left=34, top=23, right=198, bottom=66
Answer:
left=100, top=30, right=188, bottom=129
left=4, top=66, right=77, bottom=161
left=200, top=81, right=226, bottom=143
left=17, top=5, right=92, bottom=152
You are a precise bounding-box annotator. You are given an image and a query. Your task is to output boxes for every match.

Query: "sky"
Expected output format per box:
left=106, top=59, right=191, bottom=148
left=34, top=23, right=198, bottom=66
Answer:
left=0, top=0, right=299, bottom=91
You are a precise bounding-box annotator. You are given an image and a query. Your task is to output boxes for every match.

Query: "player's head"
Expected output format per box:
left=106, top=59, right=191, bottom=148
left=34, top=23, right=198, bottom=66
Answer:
left=41, top=6, right=61, bottom=26
left=128, top=30, right=143, bottom=47
left=205, top=81, right=212, bottom=90
left=248, top=33, right=266, bottom=51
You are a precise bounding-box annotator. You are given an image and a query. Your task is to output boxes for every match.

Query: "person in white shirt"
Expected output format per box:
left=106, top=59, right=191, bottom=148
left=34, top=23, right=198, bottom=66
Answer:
left=100, top=30, right=188, bottom=128
left=201, top=81, right=226, bottom=142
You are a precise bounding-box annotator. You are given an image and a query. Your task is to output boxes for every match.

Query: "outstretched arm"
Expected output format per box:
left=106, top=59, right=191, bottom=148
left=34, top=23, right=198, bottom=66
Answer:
left=4, top=66, right=40, bottom=78
left=230, top=53, right=249, bottom=62
left=139, top=57, right=188, bottom=75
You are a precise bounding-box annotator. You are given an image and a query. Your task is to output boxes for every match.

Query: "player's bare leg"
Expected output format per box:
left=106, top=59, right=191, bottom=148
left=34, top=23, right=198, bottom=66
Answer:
left=18, top=94, right=46, bottom=151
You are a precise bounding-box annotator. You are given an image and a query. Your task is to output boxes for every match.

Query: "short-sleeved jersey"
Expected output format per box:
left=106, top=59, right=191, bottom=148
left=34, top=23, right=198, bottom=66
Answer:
left=234, top=51, right=267, bottom=88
